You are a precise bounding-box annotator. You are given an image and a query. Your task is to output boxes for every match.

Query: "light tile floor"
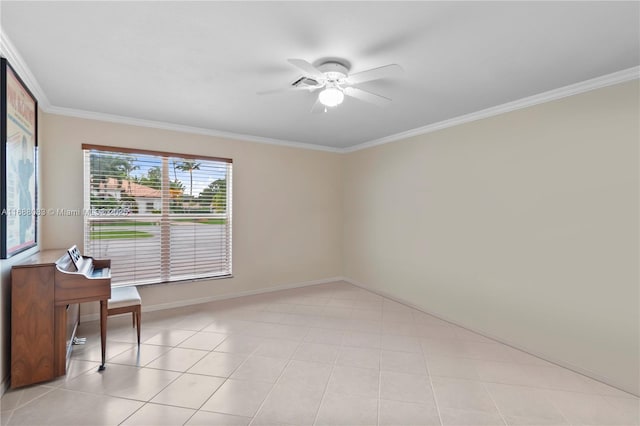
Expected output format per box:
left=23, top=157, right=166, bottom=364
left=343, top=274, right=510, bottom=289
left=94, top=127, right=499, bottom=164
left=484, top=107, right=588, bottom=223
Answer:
left=1, top=281, right=638, bottom=426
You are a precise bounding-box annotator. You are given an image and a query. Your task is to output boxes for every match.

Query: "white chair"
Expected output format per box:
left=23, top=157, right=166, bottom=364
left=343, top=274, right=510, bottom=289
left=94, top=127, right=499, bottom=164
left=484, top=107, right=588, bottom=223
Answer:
left=107, top=286, right=142, bottom=345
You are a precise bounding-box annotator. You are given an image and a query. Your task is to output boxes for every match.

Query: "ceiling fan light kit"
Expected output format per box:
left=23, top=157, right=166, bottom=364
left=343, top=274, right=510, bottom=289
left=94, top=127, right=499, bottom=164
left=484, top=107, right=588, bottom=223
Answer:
left=258, top=58, right=403, bottom=112
left=319, top=86, right=344, bottom=107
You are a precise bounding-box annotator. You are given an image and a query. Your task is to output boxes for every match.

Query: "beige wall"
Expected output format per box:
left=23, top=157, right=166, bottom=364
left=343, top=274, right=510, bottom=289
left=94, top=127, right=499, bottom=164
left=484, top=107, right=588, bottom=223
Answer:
left=343, top=80, right=639, bottom=395
left=39, top=113, right=343, bottom=311
left=2, top=82, right=637, bottom=396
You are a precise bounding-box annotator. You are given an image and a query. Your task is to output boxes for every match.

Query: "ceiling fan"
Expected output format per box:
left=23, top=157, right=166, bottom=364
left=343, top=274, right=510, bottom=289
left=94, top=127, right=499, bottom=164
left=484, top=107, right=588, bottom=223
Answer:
left=257, top=58, right=403, bottom=113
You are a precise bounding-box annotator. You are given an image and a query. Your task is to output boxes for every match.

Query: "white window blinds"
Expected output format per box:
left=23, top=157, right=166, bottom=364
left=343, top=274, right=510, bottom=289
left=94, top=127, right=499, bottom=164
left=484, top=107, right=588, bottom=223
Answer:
left=83, top=145, right=232, bottom=287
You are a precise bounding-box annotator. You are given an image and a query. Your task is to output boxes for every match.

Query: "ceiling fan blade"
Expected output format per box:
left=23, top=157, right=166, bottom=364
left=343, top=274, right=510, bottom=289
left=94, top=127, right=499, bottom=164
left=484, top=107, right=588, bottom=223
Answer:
left=287, top=58, right=326, bottom=81
left=346, top=64, right=403, bottom=85
left=257, top=85, right=310, bottom=95
left=310, top=97, right=328, bottom=114
left=344, top=87, right=392, bottom=107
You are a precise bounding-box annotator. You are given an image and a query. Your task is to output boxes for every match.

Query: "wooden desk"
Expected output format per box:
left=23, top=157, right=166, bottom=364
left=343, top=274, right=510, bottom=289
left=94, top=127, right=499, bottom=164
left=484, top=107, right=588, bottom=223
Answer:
left=11, top=249, right=111, bottom=388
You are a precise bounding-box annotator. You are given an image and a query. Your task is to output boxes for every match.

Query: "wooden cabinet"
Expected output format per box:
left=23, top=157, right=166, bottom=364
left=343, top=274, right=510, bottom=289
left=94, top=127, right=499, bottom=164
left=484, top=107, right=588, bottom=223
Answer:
left=11, top=262, right=56, bottom=387
left=10, top=249, right=110, bottom=388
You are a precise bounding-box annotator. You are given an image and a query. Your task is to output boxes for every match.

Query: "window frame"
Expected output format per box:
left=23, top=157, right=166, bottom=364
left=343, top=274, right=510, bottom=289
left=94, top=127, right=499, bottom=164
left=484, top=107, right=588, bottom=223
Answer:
left=82, top=144, right=233, bottom=287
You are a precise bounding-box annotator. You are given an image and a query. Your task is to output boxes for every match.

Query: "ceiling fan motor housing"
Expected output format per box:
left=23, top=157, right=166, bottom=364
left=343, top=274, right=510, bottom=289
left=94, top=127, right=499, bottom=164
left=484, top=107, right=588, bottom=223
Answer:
left=317, top=61, right=349, bottom=81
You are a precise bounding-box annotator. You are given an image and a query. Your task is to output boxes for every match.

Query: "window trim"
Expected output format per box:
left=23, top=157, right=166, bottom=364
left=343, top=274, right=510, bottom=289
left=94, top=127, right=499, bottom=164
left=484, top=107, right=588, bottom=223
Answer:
left=81, top=144, right=233, bottom=164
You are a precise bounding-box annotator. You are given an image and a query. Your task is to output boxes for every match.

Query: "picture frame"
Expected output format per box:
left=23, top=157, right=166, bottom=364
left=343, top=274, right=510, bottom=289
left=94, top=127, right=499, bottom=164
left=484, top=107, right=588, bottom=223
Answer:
left=1, top=58, right=38, bottom=258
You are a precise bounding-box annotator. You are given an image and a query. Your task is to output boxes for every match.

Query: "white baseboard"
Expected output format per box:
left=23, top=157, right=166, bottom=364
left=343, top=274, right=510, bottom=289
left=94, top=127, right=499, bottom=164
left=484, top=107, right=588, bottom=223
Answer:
left=342, top=277, right=638, bottom=398
left=80, top=276, right=345, bottom=322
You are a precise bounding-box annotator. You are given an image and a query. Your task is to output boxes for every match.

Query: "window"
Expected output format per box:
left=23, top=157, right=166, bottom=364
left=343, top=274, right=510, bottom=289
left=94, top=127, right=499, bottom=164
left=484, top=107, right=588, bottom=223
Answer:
left=83, top=144, right=232, bottom=287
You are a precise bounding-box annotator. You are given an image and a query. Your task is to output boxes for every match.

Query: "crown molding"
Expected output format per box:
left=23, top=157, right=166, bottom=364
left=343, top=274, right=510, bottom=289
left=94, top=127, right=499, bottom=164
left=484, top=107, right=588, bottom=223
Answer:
left=47, top=66, right=639, bottom=154
left=0, top=28, right=340, bottom=153
left=2, top=24, right=637, bottom=154
left=0, top=30, right=51, bottom=109
left=343, top=66, right=640, bottom=153
left=45, top=105, right=343, bottom=153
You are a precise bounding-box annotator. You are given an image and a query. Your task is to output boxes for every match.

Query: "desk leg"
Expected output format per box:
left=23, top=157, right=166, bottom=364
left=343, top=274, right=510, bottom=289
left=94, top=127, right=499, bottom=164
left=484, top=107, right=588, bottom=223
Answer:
left=98, top=300, right=107, bottom=371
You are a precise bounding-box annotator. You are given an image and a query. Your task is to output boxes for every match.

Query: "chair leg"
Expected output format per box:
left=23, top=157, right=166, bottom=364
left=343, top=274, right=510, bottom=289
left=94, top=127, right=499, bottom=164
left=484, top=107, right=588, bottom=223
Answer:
left=132, top=311, right=136, bottom=328
left=135, top=306, right=141, bottom=345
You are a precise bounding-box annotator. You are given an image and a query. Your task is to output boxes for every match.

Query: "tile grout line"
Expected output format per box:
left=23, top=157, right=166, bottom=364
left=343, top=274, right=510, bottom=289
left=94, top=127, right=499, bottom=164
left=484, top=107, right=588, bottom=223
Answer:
left=117, top=348, right=189, bottom=425
left=2, top=386, right=55, bottom=414
left=117, top=323, right=226, bottom=425
left=420, top=333, right=444, bottom=426
left=309, top=348, right=340, bottom=424
left=174, top=326, right=250, bottom=425
left=478, top=381, right=509, bottom=426
left=117, top=401, right=148, bottom=425
left=18, top=385, right=153, bottom=406
left=190, top=322, right=265, bottom=416
left=377, top=343, right=382, bottom=426
left=538, top=387, right=580, bottom=426
left=419, top=362, right=635, bottom=401
left=376, top=298, right=385, bottom=426
left=246, top=320, right=315, bottom=426
left=597, top=393, right=640, bottom=426
left=129, top=312, right=270, bottom=424
left=311, top=294, right=358, bottom=426
left=2, top=409, right=14, bottom=426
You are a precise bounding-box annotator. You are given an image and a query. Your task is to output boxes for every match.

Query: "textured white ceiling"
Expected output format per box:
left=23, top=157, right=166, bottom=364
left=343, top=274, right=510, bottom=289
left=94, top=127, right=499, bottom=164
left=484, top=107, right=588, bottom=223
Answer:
left=2, top=1, right=639, bottom=149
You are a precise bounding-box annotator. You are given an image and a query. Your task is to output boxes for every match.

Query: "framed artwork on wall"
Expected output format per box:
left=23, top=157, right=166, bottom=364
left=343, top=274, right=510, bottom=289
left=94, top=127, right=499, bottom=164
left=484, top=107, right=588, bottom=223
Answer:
left=1, top=58, right=38, bottom=258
